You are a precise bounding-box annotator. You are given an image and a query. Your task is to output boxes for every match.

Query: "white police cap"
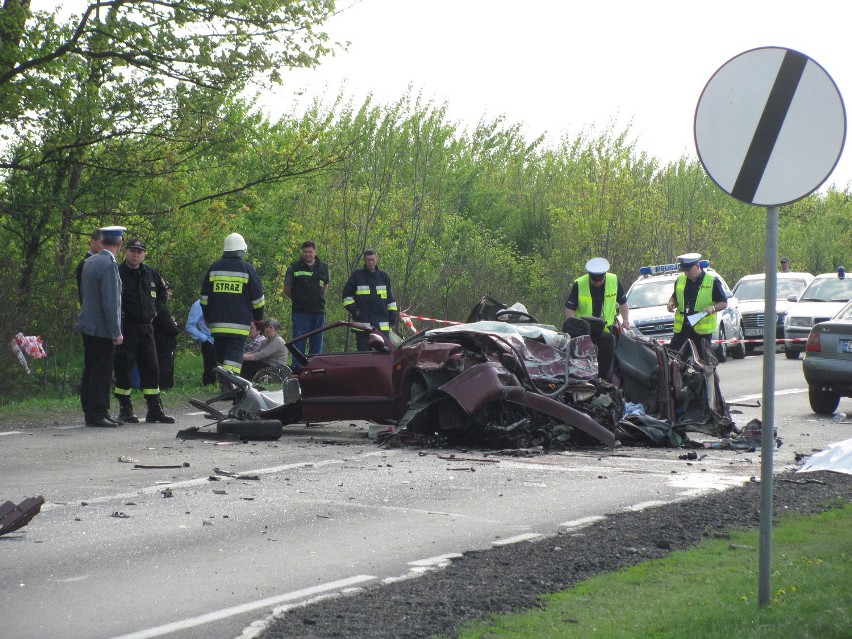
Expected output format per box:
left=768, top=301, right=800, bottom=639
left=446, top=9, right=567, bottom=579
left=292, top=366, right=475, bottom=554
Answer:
left=585, top=257, right=610, bottom=275
left=676, top=252, right=702, bottom=269
left=100, top=225, right=126, bottom=238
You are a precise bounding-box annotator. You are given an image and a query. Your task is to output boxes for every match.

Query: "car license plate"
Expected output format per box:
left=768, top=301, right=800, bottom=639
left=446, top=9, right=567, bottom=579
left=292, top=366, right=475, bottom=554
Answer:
left=842, top=340, right=852, bottom=353
left=744, top=328, right=763, bottom=337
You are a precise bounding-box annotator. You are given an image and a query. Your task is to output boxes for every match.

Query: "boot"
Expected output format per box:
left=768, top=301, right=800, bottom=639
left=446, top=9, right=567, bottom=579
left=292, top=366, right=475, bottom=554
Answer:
left=117, top=395, right=139, bottom=424
left=145, top=395, right=175, bottom=424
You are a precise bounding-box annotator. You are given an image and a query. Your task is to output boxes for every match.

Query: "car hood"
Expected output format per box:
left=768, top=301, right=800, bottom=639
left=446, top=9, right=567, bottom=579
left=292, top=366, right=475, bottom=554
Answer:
left=629, top=306, right=673, bottom=323
left=786, top=300, right=848, bottom=319
left=738, top=299, right=797, bottom=314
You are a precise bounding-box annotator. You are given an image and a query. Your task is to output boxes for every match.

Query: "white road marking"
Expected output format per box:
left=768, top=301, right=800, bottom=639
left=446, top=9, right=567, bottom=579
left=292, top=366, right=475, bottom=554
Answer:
left=49, top=459, right=346, bottom=507
left=623, top=500, right=669, bottom=512
left=112, top=575, right=376, bottom=639
left=729, top=388, right=807, bottom=402
left=559, top=515, right=606, bottom=529
left=0, top=430, right=23, bottom=436
left=408, top=553, right=463, bottom=567
left=492, top=532, right=542, bottom=546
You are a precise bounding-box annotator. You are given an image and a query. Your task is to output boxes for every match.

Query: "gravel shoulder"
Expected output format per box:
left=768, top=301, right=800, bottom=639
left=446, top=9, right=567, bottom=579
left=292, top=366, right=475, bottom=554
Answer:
left=257, top=469, right=852, bottom=639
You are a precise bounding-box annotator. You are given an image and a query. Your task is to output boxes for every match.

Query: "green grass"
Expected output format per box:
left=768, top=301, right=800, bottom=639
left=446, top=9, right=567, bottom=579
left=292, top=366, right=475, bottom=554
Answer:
left=454, top=505, right=852, bottom=639
left=0, top=349, right=214, bottom=425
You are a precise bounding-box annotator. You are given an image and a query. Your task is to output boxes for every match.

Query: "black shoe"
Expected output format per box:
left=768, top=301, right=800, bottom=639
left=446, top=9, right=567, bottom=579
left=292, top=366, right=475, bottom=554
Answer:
left=86, top=416, right=120, bottom=428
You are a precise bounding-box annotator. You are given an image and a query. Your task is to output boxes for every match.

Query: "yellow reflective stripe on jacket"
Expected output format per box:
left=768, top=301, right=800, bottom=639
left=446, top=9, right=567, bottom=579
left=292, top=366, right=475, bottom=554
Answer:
left=343, top=296, right=355, bottom=307
left=575, top=273, right=618, bottom=325
left=251, top=294, right=265, bottom=309
left=387, top=301, right=398, bottom=311
left=673, top=273, right=716, bottom=335
left=209, top=321, right=251, bottom=336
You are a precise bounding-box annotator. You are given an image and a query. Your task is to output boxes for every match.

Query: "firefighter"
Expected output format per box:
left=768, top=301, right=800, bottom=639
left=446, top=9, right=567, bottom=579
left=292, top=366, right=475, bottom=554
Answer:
left=113, top=238, right=175, bottom=423
left=200, top=232, right=265, bottom=376
left=342, top=249, right=398, bottom=351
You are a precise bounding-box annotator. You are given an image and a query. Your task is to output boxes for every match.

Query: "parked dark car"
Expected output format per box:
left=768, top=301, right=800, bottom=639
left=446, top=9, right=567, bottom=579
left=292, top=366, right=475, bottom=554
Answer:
left=802, top=299, right=852, bottom=415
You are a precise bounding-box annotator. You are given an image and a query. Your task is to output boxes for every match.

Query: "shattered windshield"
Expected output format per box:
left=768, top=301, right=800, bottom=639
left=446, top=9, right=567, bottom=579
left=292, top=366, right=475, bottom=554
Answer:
left=426, top=320, right=569, bottom=351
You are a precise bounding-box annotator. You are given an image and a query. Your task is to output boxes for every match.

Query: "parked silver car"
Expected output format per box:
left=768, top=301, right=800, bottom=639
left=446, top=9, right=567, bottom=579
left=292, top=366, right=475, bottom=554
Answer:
left=784, top=269, right=852, bottom=359
left=731, top=272, right=814, bottom=353
left=802, top=299, right=852, bottom=415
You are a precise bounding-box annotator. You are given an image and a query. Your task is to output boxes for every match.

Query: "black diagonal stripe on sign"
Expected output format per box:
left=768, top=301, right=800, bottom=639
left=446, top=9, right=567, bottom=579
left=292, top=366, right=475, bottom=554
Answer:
left=731, top=50, right=808, bottom=203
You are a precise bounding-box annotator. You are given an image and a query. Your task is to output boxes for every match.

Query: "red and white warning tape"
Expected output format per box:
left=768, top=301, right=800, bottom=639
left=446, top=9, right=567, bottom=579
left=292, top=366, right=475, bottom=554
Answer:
left=399, top=311, right=462, bottom=334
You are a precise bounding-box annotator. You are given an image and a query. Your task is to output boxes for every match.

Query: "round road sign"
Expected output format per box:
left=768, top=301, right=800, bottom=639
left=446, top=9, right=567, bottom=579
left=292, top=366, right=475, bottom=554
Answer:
left=694, top=46, right=846, bottom=207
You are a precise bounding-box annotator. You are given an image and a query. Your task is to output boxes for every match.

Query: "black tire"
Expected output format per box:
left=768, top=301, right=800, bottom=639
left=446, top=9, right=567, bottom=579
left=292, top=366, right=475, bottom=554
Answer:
left=730, top=323, right=746, bottom=359
left=785, top=348, right=800, bottom=360
left=714, top=327, right=727, bottom=363
left=745, top=343, right=756, bottom=353
left=217, top=418, right=283, bottom=441
left=808, top=386, right=840, bottom=415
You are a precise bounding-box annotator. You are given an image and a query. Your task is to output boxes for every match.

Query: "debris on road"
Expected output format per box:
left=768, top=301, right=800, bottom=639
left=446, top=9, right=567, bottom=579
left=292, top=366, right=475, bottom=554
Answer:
left=0, top=496, right=45, bottom=536
left=437, top=454, right=499, bottom=464
left=133, top=462, right=190, bottom=469
left=213, top=467, right=260, bottom=480
left=110, top=512, right=130, bottom=518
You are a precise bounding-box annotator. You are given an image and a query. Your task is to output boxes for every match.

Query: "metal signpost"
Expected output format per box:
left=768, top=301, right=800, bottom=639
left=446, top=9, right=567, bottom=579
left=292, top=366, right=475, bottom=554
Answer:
left=694, top=46, right=845, bottom=607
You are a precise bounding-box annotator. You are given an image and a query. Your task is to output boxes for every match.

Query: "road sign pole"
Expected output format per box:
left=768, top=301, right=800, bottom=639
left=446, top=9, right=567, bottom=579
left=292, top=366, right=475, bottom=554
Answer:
left=695, top=46, right=845, bottom=611
left=758, top=205, right=779, bottom=607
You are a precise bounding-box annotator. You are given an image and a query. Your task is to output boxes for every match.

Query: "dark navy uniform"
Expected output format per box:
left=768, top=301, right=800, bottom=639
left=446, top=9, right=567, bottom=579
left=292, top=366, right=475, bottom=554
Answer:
left=114, top=260, right=166, bottom=399
left=200, top=252, right=265, bottom=373
left=342, top=267, right=398, bottom=351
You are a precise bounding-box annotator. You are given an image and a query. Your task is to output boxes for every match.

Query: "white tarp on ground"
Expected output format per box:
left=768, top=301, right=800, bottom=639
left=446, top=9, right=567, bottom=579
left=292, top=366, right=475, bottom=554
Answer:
left=797, top=438, right=852, bottom=475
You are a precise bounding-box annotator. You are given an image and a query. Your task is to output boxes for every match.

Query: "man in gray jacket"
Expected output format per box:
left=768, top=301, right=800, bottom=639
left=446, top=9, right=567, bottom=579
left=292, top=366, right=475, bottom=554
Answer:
left=76, top=226, right=125, bottom=427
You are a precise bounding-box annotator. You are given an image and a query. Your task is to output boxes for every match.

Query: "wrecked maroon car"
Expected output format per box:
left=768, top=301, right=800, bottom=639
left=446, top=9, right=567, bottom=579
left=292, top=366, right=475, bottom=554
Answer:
left=190, top=296, right=735, bottom=449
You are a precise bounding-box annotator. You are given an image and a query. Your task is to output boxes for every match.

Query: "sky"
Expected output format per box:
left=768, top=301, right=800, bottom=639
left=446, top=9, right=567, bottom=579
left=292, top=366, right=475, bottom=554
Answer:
left=267, top=0, right=852, bottom=193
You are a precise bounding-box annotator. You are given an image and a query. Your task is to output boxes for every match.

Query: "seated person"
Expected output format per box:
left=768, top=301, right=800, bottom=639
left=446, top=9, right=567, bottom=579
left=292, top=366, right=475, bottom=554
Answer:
left=240, top=318, right=287, bottom=380
left=245, top=320, right=266, bottom=353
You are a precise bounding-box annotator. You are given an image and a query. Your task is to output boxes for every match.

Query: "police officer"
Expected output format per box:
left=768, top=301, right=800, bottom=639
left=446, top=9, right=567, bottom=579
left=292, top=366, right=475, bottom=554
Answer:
left=666, top=252, right=728, bottom=361
left=76, top=226, right=125, bottom=427
left=564, top=257, right=629, bottom=380
left=342, top=248, right=398, bottom=351
left=75, top=229, right=103, bottom=303
left=200, top=232, right=265, bottom=376
left=114, top=238, right=175, bottom=424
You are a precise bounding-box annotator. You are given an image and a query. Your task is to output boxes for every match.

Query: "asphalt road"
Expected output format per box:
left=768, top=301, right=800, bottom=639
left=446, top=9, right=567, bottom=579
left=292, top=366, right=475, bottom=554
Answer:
left=0, top=351, right=849, bottom=639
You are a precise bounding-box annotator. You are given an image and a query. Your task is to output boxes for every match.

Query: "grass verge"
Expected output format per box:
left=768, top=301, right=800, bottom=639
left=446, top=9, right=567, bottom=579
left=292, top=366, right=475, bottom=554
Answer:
left=454, top=504, right=852, bottom=639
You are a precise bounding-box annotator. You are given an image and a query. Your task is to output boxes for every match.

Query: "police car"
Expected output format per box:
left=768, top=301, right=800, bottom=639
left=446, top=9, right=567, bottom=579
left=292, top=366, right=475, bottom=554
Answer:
left=626, top=261, right=744, bottom=361
left=783, top=268, right=852, bottom=359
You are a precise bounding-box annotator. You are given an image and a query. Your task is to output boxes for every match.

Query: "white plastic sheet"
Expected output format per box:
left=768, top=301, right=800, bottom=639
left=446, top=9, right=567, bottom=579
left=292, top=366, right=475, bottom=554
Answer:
left=797, top=438, right=852, bottom=475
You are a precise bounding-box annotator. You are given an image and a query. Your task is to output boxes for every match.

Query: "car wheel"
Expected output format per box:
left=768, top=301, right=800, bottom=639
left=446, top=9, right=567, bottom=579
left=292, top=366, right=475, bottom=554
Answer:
left=785, top=348, right=800, bottom=360
left=730, top=323, right=746, bottom=359
left=714, top=327, right=727, bottom=362
left=217, top=418, right=283, bottom=440
left=808, top=386, right=840, bottom=415
left=745, top=343, right=756, bottom=353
